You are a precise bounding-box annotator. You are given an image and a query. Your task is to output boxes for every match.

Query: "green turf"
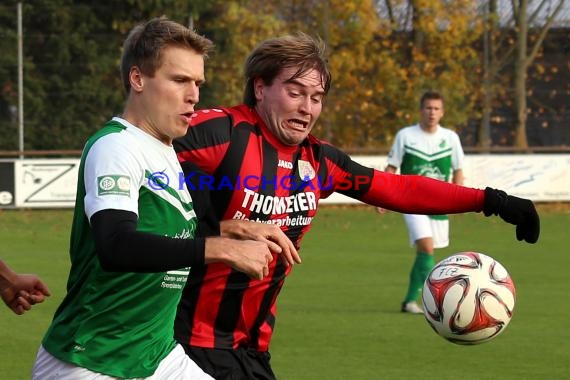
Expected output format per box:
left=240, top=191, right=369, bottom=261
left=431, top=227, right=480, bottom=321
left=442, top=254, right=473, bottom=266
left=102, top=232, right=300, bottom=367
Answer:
left=0, top=206, right=567, bottom=379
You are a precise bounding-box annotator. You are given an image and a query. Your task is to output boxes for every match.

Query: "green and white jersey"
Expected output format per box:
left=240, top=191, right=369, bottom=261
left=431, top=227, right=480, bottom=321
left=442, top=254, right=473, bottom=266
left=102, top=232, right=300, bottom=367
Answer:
left=42, top=117, right=197, bottom=378
left=387, top=124, right=464, bottom=220
left=387, top=124, right=464, bottom=181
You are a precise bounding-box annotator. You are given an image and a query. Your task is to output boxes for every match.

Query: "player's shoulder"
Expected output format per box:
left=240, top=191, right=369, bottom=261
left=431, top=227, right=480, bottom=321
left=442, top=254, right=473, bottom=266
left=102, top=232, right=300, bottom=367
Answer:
left=398, top=124, right=419, bottom=133
left=308, top=134, right=351, bottom=161
left=86, top=119, right=130, bottom=150
left=190, top=104, right=257, bottom=128
left=307, top=133, right=335, bottom=152
left=394, top=124, right=420, bottom=139
left=438, top=125, right=461, bottom=139
left=87, top=119, right=127, bottom=142
left=190, top=107, right=229, bottom=125
left=86, top=119, right=148, bottom=159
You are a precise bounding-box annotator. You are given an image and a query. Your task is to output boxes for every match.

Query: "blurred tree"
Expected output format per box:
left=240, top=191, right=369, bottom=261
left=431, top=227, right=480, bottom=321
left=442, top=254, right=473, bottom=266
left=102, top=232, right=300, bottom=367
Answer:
left=2, top=0, right=215, bottom=151
left=192, top=0, right=287, bottom=108
left=511, top=0, right=565, bottom=148
left=475, top=0, right=566, bottom=148
left=478, top=0, right=499, bottom=149
left=296, top=0, right=392, bottom=147
left=374, top=0, right=484, bottom=148
left=0, top=2, right=19, bottom=150
left=11, top=0, right=125, bottom=150
left=0, top=0, right=566, bottom=152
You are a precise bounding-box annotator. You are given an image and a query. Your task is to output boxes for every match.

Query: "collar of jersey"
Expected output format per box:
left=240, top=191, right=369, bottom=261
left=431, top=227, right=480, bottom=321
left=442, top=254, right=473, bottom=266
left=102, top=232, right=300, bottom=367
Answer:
left=112, top=116, right=174, bottom=152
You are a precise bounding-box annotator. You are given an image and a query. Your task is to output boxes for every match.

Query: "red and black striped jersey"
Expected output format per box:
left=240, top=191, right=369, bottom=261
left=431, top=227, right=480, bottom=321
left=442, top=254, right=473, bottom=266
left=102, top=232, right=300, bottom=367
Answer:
left=173, top=104, right=484, bottom=352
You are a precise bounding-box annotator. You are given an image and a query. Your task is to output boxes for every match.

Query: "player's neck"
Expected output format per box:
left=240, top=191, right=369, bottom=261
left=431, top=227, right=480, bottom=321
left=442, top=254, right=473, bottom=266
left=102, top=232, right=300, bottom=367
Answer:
left=419, top=123, right=438, bottom=134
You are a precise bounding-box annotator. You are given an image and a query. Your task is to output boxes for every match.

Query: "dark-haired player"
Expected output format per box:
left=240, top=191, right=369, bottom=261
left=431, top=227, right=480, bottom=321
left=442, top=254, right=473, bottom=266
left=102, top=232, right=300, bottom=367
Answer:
left=174, top=33, right=539, bottom=380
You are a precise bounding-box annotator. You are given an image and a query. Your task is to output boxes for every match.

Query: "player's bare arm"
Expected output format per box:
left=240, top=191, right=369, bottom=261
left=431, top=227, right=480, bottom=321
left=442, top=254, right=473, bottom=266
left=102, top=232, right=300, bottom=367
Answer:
left=0, top=260, right=50, bottom=315
left=452, top=169, right=464, bottom=186
left=204, top=237, right=274, bottom=280
left=219, top=219, right=301, bottom=266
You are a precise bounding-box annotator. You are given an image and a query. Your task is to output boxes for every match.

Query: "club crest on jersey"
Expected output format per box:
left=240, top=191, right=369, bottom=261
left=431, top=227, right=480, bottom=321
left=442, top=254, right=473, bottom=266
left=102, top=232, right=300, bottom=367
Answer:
left=97, top=175, right=130, bottom=196
left=298, top=160, right=315, bottom=181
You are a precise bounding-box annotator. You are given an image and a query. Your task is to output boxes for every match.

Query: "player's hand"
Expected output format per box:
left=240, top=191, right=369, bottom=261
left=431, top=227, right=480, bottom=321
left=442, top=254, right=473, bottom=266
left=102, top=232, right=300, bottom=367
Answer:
left=375, top=207, right=388, bottom=214
left=205, top=237, right=274, bottom=280
left=220, top=220, right=301, bottom=266
left=1, top=274, right=51, bottom=315
left=483, top=187, right=540, bottom=243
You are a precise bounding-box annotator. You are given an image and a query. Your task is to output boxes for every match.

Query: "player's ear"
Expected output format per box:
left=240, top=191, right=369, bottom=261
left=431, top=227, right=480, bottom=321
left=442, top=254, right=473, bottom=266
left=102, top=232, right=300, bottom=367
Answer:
left=129, top=66, right=144, bottom=93
left=253, top=77, right=265, bottom=101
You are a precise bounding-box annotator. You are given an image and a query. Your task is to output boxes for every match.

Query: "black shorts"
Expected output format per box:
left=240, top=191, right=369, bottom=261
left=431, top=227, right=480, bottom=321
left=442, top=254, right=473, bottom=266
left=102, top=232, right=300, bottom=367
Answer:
left=179, top=343, right=277, bottom=380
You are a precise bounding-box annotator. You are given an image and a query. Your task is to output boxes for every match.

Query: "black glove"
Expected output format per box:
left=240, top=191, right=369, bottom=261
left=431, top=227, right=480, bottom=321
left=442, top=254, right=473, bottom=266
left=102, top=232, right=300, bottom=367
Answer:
left=483, top=187, right=540, bottom=243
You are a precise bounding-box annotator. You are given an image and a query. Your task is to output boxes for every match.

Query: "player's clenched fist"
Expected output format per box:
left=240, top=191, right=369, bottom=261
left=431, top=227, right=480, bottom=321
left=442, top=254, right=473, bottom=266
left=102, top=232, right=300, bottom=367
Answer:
left=220, top=220, right=301, bottom=267
left=483, top=187, right=540, bottom=243
left=0, top=260, right=51, bottom=315
left=204, top=237, right=274, bottom=280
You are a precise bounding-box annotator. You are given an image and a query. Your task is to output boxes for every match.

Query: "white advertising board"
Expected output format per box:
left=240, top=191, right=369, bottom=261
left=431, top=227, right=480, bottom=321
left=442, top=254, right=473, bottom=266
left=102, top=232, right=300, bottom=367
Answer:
left=463, top=154, right=570, bottom=201
left=320, top=154, right=570, bottom=204
left=2, top=155, right=569, bottom=208
left=14, top=159, right=80, bottom=208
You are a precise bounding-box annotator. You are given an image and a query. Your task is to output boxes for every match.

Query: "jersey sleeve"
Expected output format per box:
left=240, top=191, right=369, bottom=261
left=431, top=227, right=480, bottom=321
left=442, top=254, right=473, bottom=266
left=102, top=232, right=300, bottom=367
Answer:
left=386, top=128, right=405, bottom=169
left=451, top=131, right=465, bottom=170
left=361, top=170, right=484, bottom=214
left=320, top=144, right=375, bottom=200
left=83, top=135, right=143, bottom=219
left=91, top=209, right=206, bottom=272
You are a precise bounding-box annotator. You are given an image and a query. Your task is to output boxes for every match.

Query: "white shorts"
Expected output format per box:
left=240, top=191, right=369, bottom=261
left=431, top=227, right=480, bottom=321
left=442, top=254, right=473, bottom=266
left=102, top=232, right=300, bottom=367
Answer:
left=32, top=344, right=213, bottom=380
left=404, top=214, right=449, bottom=249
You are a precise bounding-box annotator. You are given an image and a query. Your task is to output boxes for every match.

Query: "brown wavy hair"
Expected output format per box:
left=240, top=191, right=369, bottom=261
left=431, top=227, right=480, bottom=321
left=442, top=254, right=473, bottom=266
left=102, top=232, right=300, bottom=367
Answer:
left=243, top=32, right=331, bottom=107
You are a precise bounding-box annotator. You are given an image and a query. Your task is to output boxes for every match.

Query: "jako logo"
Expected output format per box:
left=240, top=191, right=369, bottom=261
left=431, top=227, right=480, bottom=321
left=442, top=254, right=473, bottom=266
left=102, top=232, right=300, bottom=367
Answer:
left=278, top=160, right=293, bottom=169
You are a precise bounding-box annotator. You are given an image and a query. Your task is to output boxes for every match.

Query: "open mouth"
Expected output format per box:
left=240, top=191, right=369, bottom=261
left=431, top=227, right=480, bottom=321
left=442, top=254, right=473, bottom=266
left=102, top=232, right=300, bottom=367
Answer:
left=287, top=118, right=309, bottom=130
left=180, top=112, right=194, bottom=123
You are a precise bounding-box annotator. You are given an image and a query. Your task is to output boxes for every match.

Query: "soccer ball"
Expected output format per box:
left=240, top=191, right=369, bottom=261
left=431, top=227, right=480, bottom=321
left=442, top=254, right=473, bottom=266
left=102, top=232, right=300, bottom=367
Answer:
left=421, top=252, right=516, bottom=345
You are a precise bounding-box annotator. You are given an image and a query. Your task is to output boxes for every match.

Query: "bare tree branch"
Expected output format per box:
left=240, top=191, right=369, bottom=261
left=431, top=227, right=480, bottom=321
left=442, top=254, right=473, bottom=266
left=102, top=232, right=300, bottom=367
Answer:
left=526, top=0, right=566, bottom=65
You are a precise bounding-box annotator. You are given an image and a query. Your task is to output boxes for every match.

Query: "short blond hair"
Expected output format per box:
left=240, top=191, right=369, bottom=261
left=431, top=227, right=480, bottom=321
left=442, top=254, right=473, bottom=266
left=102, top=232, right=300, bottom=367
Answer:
left=120, top=17, right=214, bottom=93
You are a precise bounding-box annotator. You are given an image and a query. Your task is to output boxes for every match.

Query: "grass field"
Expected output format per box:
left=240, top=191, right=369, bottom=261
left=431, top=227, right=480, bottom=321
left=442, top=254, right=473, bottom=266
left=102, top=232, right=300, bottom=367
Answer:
left=1, top=205, right=568, bottom=379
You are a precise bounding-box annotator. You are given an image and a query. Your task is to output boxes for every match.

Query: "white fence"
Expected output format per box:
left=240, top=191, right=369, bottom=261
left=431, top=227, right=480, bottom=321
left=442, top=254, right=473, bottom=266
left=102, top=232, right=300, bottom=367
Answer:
left=1, top=154, right=569, bottom=208
left=321, top=154, right=570, bottom=204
